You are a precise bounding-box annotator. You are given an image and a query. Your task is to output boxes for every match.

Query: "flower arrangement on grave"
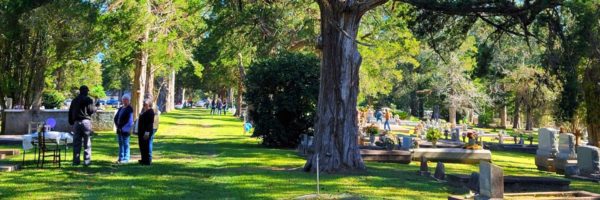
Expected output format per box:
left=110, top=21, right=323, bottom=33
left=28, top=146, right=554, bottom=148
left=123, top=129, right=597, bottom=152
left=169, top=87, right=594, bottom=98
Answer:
left=375, top=131, right=396, bottom=150
left=426, top=128, right=442, bottom=148
left=464, top=131, right=482, bottom=150
left=365, top=124, right=379, bottom=136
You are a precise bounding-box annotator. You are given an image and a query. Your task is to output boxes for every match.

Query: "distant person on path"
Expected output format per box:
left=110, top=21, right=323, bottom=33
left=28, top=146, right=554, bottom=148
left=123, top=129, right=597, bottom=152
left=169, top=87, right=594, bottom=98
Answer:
left=384, top=109, right=392, bottom=131
left=137, top=99, right=155, bottom=165
left=222, top=100, right=227, bottom=115
left=216, top=98, right=223, bottom=115
left=243, top=121, right=252, bottom=135
left=375, top=109, right=383, bottom=124
left=68, top=85, right=96, bottom=166
left=113, top=94, right=133, bottom=164
left=210, top=99, right=216, bottom=115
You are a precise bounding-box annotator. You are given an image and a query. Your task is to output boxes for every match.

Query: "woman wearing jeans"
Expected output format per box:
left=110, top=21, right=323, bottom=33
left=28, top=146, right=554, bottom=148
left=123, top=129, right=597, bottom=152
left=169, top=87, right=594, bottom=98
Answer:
left=114, top=95, right=133, bottom=164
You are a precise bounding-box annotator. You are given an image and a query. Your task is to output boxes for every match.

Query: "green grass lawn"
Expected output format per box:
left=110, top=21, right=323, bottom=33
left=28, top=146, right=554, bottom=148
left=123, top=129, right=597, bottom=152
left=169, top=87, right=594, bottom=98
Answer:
left=0, top=108, right=597, bottom=199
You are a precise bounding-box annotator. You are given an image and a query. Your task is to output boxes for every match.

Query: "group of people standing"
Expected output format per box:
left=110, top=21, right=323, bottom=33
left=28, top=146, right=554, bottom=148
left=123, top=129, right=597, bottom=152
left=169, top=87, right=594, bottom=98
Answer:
left=113, top=94, right=158, bottom=165
left=209, top=98, right=228, bottom=115
left=68, top=85, right=158, bottom=166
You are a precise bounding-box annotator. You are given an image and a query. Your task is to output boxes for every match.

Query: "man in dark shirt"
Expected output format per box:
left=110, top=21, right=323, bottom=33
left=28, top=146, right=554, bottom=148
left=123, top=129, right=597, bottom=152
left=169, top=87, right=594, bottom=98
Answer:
left=68, top=85, right=96, bottom=166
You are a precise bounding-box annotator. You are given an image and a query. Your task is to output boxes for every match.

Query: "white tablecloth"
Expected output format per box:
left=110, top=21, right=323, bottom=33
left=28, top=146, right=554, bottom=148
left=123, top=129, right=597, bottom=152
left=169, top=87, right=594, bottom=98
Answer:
left=22, top=131, right=73, bottom=150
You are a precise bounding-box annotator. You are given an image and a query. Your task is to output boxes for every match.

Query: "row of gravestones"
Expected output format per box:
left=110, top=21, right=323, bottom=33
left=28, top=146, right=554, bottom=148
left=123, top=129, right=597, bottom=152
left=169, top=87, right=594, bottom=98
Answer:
left=535, top=128, right=600, bottom=179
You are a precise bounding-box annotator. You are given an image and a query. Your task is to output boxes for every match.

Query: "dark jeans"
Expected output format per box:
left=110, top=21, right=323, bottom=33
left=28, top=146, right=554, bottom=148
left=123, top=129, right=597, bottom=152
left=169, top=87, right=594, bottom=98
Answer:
left=138, top=131, right=154, bottom=165
left=73, top=120, right=92, bottom=165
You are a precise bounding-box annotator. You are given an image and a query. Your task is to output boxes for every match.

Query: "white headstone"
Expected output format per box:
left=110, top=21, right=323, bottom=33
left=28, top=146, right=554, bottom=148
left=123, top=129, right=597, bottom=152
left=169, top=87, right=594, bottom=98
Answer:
left=577, top=145, right=600, bottom=176
left=535, top=128, right=559, bottom=171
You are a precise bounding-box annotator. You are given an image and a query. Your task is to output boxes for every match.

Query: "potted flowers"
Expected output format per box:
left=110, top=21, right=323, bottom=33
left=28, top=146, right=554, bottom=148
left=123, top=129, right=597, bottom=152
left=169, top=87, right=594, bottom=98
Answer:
left=365, top=124, right=379, bottom=146
left=426, top=128, right=442, bottom=148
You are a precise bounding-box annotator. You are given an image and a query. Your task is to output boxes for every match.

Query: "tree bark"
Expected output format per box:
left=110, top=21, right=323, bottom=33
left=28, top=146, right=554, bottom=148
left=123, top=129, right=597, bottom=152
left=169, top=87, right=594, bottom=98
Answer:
left=304, top=0, right=385, bottom=173
left=145, top=63, right=155, bottom=101
left=525, top=105, right=533, bottom=131
left=449, top=106, right=457, bottom=126
left=235, top=53, right=245, bottom=117
left=499, top=105, right=507, bottom=128
left=165, top=69, right=176, bottom=112
left=512, top=97, right=521, bottom=129
left=132, top=28, right=149, bottom=120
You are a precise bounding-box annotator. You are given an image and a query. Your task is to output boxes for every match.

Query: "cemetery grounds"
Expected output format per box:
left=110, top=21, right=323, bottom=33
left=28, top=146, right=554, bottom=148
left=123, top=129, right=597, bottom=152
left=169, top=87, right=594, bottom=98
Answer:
left=0, top=108, right=598, bottom=199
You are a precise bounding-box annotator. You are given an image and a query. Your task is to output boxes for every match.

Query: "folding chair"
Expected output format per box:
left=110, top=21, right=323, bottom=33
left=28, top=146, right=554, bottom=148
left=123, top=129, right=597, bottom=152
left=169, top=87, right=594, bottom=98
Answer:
left=37, top=126, right=61, bottom=168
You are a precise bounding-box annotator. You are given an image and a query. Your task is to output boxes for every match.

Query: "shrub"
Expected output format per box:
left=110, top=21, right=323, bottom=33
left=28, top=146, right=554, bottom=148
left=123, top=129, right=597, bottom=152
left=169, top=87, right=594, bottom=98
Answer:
left=42, top=90, right=65, bottom=109
left=245, top=53, right=320, bottom=148
left=477, top=109, right=493, bottom=128
left=426, top=128, right=442, bottom=142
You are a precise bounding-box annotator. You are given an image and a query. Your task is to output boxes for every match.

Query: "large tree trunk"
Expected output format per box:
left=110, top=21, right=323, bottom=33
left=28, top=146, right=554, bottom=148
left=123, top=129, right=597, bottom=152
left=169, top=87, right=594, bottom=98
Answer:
left=525, top=105, right=533, bottom=131
left=145, top=63, right=155, bottom=101
left=235, top=53, right=245, bottom=117
left=449, top=106, right=457, bottom=126
left=164, top=69, right=176, bottom=112
left=304, top=0, right=386, bottom=173
left=512, top=97, right=521, bottom=129
left=132, top=29, right=149, bottom=120
left=584, top=61, right=600, bottom=147
left=499, top=105, right=507, bottom=128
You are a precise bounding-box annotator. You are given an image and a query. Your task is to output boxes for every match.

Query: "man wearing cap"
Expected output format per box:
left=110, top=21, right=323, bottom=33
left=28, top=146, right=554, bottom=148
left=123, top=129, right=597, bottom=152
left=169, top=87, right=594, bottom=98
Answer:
left=68, top=85, right=96, bottom=166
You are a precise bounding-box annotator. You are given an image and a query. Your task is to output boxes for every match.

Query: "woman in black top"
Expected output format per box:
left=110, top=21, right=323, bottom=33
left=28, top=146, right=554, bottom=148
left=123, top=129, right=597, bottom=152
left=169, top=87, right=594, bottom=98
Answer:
left=138, top=99, right=155, bottom=165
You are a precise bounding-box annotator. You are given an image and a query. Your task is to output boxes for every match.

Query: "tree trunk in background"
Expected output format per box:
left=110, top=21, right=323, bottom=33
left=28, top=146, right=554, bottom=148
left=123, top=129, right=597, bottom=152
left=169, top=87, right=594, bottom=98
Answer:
left=132, top=28, right=149, bottom=120
left=513, top=97, right=521, bottom=129
left=235, top=53, right=245, bottom=117
left=499, top=105, right=507, bottom=128
left=145, top=63, right=155, bottom=101
left=584, top=61, right=600, bottom=147
left=181, top=88, right=186, bottom=107
left=449, top=106, right=457, bottom=126
left=525, top=105, right=533, bottom=131
left=304, top=0, right=387, bottom=173
left=165, top=69, right=175, bottom=112
left=409, top=91, right=417, bottom=117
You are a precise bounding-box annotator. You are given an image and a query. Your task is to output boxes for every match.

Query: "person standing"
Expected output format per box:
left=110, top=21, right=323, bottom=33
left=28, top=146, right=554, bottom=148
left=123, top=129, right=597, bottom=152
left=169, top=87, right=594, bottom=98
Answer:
left=68, top=85, right=96, bottom=166
left=384, top=109, right=392, bottom=131
left=210, top=99, right=216, bottom=115
left=216, top=98, right=223, bottom=115
left=113, top=94, right=133, bottom=164
left=375, top=109, right=383, bottom=124
left=138, top=99, right=155, bottom=165
left=150, top=105, right=160, bottom=164
left=222, top=100, right=227, bottom=115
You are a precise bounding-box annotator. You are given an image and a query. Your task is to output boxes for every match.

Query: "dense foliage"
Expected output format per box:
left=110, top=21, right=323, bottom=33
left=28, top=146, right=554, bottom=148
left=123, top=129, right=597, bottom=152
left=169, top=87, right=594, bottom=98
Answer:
left=245, top=53, right=319, bottom=148
left=42, top=90, right=65, bottom=109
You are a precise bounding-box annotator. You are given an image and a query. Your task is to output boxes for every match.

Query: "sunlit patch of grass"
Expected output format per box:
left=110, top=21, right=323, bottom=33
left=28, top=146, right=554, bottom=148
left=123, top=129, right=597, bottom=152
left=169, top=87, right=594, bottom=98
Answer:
left=0, top=108, right=597, bottom=199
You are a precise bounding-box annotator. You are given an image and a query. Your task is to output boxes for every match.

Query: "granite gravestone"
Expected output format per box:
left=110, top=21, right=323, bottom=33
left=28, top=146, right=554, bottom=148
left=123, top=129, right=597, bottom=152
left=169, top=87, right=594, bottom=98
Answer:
left=535, top=128, right=559, bottom=171
left=418, top=157, right=430, bottom=176
left=478, top=161, right=504, bottom=200
left=555, top=133, right=577, bottom=174
left=434, top=162, right=445, bottom=180
left=401, top=136, right=413, bottom=150
left=577, top=145, right=600, bottom=177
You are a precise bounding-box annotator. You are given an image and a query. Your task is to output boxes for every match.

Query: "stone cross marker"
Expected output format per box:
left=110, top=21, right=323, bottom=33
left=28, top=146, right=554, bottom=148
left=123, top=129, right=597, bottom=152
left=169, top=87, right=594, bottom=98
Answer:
left=535, top=128, right=559, bottom=171
left=577, top=145, right=600, bottom=176
left=478, top=161, right=503, bottom=199
left=555, top=133, right=577, bottom=173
